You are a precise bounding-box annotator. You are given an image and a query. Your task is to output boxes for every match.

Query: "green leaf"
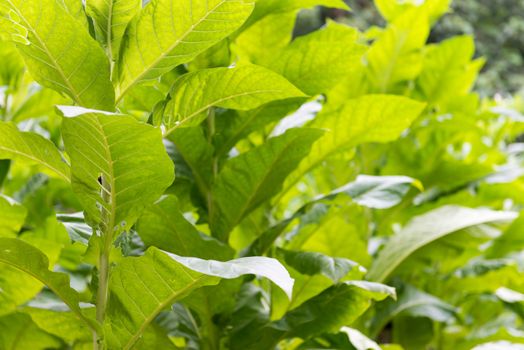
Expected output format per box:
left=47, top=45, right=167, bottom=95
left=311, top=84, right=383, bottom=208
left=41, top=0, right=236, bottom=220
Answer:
left=210, top=128, right=324, bottom=240
left=341, top=327, right=382, bottom=350
left=284, top=281, right=395, bottom=338
left=267, top=21, right=364, bottom=95
left=235, top=10, right=296, bottom=65
left=246, top=0, right=349, bottom=26
left=86, top=0, right=141, bottom=61
left=161, top=65, right=305, bottom=134
left=0, top=195, right=26, bottom=237
left=281, top=95, right=426, bottom=200
left=365, top=8, right=429, bottom=92
left=0, top=122, right=70, bottom=181
left=24, top=308, right=92, bottom=344
left=105, top=247, right=293, bottom=349
left=59, top=106, right=174, bottom=235
left=0, top=238, right=96, bottom=331
left=367, top=206, right=518, bottom=282
left=116, top=0, right=255, bottom=99
left=278, top=249, right=365, bottom=283
left=333, top=175, right=422, bottom=209
left=215, top=98, right=306, bottom=156
left=136, top=195, right=234, bottom=260
left=417, top=35, right=484, bottom=106
left=370, top=283, right=457, bottom=337
left=472, top=342, right=524, bottom=350
left=0, top=312, right=63, bottom=350
left=231, top=281, right=394, bottom=350
left=58, top=0, right=89, bottom=26
left=2, top=0, right=115, bottom=109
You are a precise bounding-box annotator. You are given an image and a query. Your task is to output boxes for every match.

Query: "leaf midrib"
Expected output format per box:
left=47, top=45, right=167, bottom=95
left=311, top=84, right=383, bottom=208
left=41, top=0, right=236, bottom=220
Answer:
left=116, top=0, right=234, bottom=101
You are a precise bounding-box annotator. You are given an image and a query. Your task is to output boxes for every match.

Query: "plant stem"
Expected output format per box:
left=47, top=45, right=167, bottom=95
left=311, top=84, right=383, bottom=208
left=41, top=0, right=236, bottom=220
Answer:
left=206, top=108, right=218, bottom=221
left=1, top=89, right=9, bottom=121
left=94, top=176, right=114, bottom=349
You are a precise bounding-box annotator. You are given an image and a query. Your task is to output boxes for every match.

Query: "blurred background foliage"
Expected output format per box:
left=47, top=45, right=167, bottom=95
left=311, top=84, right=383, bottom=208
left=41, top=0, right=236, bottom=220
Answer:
left=297, top=0, right=524, bottom=97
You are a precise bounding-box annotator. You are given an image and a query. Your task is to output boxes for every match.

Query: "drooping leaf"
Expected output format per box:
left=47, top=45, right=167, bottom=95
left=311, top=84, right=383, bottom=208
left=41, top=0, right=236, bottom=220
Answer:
left=267, top=21, right=365, bottom=95
left=281, top=95, right=426, bottom=202
left=86, top=0, right=141, bottom=61
left=0, top=238, right=96, bottom=331
left=367, top=206, right=518, bottom=282
left=161, top=65, right=305, bottom=134
left=136, top=195, right=233, bottom=260
left=210, top=128, right=324, bottom=240
left=1, top=0, right=115, bottom=109
left=59, top=106, right=174, bottom=235
left=116, top=0, right=255, bottom=99
left=0, top=122, right=70, bottom=181
left=105, top=247, right=293, bottom=349
left=278, top=248, right=364, bottom=283
left=331, top=175, right=422, bottom=209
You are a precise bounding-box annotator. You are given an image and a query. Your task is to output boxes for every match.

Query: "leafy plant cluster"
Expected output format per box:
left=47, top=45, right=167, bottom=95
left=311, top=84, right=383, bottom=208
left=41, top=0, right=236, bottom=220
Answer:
left=0, top=0, right=524, bottom=349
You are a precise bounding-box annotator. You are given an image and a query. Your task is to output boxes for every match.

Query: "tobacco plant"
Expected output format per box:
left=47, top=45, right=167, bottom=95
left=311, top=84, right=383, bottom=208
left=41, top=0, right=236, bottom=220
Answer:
left=0, top=0, right=523, bottom=349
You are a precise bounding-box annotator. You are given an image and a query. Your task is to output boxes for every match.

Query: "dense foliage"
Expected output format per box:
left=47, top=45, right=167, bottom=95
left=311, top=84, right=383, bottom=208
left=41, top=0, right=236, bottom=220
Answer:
left=0, top=0, right=523, bottom=349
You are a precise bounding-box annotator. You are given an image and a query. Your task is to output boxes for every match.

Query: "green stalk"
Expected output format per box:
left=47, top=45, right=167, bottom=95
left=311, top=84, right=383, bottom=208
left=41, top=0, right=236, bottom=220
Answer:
left=94, top=176, right=114, bottom=349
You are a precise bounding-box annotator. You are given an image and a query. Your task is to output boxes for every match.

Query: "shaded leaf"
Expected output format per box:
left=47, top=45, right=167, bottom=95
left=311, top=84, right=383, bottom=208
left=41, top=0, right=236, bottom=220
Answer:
left=210, top=128, right=324, bottom=240
left=367, top=206, right=518, bottom=282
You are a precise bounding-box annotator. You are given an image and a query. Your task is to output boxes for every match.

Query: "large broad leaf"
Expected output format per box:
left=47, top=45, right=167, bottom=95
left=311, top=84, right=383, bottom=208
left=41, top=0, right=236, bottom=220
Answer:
left=0, top=238, right=96, bottom=331
left=115, top=0, right=255, bottom=99
left=210, top=128, right=324, bottom=240
left=161, top=65, right=305, bottom=135
left=367, top=206, right=518, bottom=282
left=105, top=247, right=293, bottom=349
left=60, top=106, right=174, bottom=235
left=0, top=195, right=26, bottom=237
left=280, top=95, right=426, bottom=200
left=0, top=122, right=70, bottom=181
left=136, top=195, right=233, bottom=260
left=267, top=21, right=364, bottom=95
left=85, top=0, right=141, bottom=61
left=1, top=0, right=115, bottom=109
